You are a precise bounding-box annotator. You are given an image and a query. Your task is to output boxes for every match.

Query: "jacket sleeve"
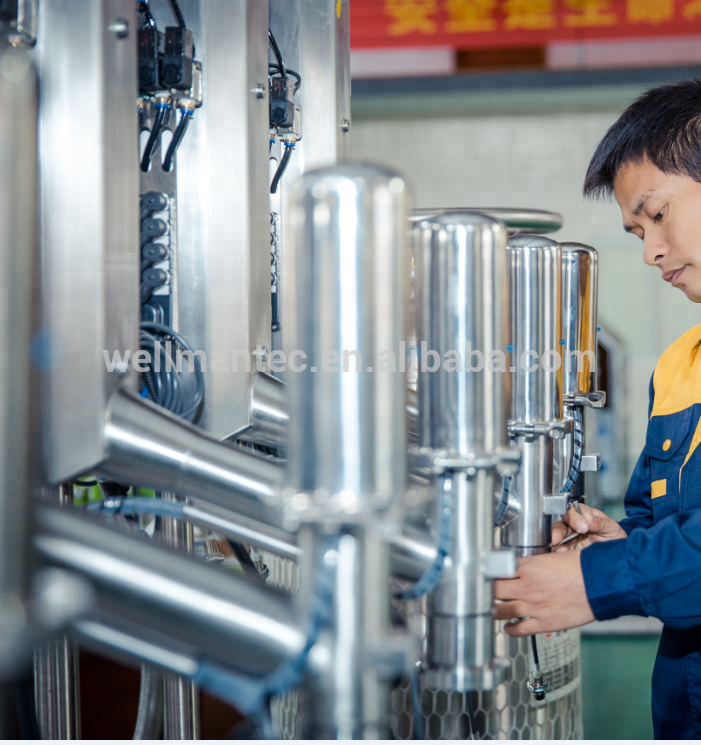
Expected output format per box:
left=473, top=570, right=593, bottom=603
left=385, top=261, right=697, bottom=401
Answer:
left=617, top=373, right=654, bottom=536
left=581, top=510, right=701, bottom=628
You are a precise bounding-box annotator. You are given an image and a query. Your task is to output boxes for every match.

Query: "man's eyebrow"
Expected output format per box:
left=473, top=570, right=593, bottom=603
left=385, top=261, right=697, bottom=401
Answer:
left=632, top=190, right=656, bottom=216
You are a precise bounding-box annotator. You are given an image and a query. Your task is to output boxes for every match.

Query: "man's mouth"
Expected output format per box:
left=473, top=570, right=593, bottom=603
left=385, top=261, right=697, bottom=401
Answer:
left=663, top=266, right=687, bottom=286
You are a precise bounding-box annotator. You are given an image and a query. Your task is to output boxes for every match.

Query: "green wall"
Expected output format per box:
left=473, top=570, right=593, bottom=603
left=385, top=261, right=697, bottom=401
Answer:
left=581, top=635, right=660, bottom=739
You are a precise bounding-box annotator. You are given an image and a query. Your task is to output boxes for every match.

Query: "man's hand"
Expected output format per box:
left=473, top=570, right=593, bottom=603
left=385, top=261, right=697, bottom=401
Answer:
left=494, top=551, right=595, bottom=636
left=551, top=503, right=627, bottom=552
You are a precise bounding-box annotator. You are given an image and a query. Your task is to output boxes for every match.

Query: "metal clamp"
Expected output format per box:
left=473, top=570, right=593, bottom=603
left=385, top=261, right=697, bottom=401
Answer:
left=563, top=391, right=606, bottom=409
left=508, top=418, right=574, bottom=441
left=481, top=549, right=517, bottom=578
left=580, top=453, right=601, bottom=472
left=409, top=446, right=521, bottom=477
left=542, top=495, right=568, bottom=515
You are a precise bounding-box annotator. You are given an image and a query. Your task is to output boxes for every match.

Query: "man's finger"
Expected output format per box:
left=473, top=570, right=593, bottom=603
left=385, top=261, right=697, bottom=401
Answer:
left=494, top=600, right=529, bottom=620
left=494, top=577, right=522, bottom=600
left=503, top=618, right=541, bottom=637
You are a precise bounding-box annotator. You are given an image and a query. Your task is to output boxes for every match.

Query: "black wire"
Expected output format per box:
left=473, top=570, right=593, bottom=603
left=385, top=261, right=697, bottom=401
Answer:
left=140, top=105, right=166, bottom=173
left=162, top=109, right=192, bottom=172
left=270, top=144, right=293, bottom=194
left=530, top=634, right=540, bottom=666
left=167, top=0, right=186, bottom=29
left=268, top=28, right=286, bottom=78
left=229, top=541, right=266, bottom=585
left=138, top=0, right=157, bottom=30
left=466, top=692, right=477, bottom=740
left=268, top=64, right=301, bottom=91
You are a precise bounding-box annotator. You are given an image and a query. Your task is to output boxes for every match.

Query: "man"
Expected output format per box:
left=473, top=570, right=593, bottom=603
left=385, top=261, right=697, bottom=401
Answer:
left=494, top=79, right=701, bottom=739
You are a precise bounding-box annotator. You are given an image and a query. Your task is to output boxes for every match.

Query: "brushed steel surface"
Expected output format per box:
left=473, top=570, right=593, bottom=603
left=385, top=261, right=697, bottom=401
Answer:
left=169, top=0, right=271, bottom=439
left=0, top=40, right=35, bottom=678
left=36, top=0, right=140, bottom=483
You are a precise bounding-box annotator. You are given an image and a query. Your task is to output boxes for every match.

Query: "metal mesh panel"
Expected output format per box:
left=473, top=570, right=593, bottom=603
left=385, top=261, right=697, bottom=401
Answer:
left=389, top=626, right=582, bottom=740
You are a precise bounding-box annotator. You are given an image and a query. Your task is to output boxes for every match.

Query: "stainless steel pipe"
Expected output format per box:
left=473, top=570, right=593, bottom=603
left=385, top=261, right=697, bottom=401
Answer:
left=99, top=387, right=284, bottom=526
left=284, top=164, right=409, bottom=525
left=561, top=244, right=598, bottom=399
left=34, top=506, right=306, bottom=678
left=556, top=243, right=600, bottom=496
left=0, top=40, right=37, bottom=680
left=413, top=212, right=512, bottom=690
left=285, top=164, right=410, bottom=738
left=504, top=235, right=563, bottom=556
left=239, top=371, right=289, bottom=450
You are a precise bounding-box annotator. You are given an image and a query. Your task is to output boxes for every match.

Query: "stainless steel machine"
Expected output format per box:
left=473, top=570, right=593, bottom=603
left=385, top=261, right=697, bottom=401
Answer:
left=0, top=0, right=605, bottom=739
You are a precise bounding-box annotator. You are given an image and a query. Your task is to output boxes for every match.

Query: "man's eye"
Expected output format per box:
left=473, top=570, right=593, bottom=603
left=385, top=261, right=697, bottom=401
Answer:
left=653, top=208, right=665, bottom=223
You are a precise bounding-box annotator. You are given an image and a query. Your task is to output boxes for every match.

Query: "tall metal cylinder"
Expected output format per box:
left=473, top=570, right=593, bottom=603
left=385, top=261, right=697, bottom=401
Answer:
left=504, top=235, right=562, bottom=557
left=285, top=163, right=409, bottom=738
left=284, top=163, right=409, bottom=524
left=0, top=40, right=37, bottom=680
left=413, top=212, right=511, bottom=690
left=556, top=243, right=599, bottom=496
left=561, top=244, right=598, bottom=399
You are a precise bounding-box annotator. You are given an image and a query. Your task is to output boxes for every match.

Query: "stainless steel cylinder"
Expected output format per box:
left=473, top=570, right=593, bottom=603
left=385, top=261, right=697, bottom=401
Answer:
left=504, top=235, right=562, bottom=556
left=35, top=505, right=306, bottom=678
left=284, top=163, right=409, bottom=523
left=413, top=211, right=511, bottom=690
left=555, top=243, right=599, bottom=497
left=240, top=371, right=288, bottom=450
left=100, top=388, right=284, bottom=525
left=414, top=212, right=509, bottom=455
left=0, top=41, right=36, bottom=679
left=160, top=492, right=200, bottom=740
left=561, top=244, right=598, bottom=398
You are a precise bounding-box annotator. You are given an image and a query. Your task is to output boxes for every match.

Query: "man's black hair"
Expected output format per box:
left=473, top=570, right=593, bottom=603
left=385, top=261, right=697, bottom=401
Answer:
left=583, top=78, right=701, bottom=198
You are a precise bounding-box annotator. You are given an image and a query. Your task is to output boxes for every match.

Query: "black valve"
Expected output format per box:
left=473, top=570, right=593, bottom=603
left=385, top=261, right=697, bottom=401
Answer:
left=141, top=267, right=169, bottom=303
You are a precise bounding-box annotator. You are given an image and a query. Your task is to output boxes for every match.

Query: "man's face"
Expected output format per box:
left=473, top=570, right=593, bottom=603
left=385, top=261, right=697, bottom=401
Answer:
left=614, top=160, right=701, bottom=302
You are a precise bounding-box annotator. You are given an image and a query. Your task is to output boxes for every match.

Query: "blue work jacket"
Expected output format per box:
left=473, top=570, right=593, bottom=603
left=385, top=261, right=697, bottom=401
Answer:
left=581, top=322, right=701, bottom=739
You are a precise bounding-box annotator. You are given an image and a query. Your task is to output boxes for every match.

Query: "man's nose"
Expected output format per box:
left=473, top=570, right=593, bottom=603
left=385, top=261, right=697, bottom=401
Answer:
left=642, top=230, right=667, bottom=266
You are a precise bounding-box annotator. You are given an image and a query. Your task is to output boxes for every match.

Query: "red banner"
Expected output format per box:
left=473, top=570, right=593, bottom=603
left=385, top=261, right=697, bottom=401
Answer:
left=351, top=0, right=701, bottom=49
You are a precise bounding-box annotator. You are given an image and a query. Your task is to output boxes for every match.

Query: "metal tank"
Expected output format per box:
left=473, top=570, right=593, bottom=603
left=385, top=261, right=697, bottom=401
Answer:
left=412, top=212, right=517, bottom=692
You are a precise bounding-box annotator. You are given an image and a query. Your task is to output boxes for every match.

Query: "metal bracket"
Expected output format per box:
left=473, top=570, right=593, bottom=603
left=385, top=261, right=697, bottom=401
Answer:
left=409, top=446, right=521, bottom=477
left=563, top=391, right=606, bottom=409
left=542, top=494, right=568, bottom=515
left=481, top=549, right=517, bottom=578
left=508, top=418, right=574, bottom=441
left=580, top=453, right=601, bottom=472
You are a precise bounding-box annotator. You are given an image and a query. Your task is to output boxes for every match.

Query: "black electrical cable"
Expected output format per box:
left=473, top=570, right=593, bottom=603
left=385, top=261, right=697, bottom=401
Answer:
left=466, top=692, right=478, bottom=740
left=530, top=634, right=540, bottom=666
left=167, top=0, right=186, bottom=30
left=267, top=28, right=286, bottom=78
left=139, top=322, right=205, bottom=421
left=268, top=65, right=301, bottom=91
left=270, top=143, right=294, bottom=194
left=140, top=105, right=166, bottom=173
left=74, top=478, right=98, bottom=487
left=162, top=109, right=193, bottom=172
left=228, top=540, right=266, bottom=585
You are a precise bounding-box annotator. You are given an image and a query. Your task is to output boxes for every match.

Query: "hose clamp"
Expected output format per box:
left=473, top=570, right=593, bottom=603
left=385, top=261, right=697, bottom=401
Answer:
left=508, top=418, right=574, bottom=440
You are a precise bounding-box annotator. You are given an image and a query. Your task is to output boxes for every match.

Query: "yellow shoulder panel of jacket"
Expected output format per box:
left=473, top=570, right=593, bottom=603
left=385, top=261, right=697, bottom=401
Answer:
left=651, top=322, right=701, bottom=418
